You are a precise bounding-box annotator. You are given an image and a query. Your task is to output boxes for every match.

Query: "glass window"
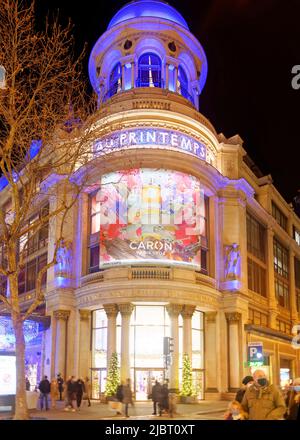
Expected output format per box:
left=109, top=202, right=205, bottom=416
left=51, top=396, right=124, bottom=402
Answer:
left=247, top=258, right=266, bottom=296
left=273, top=238, right=289, bottom=278
left=177, top=66, right=193, bottom=103
left=246, top=213, right=266, bottom=261
left=137, top=53, right=162, bottom=88
left=294, top=227, right=300, bottom=246
left=272, top=202, right=287, bottom=231
left=26, top=259, right=37, bottom=291
left=107, top=62, right=122, bottom=99
left=89, top=245, right=99, bottom=273
left=275, top=278, right=289, bottom=308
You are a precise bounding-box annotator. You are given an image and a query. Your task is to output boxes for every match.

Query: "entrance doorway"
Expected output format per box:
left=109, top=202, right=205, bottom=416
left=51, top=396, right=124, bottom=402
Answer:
left=134, top=369, right=164, bottom=400
left=91, top=368, right=107, bottom=399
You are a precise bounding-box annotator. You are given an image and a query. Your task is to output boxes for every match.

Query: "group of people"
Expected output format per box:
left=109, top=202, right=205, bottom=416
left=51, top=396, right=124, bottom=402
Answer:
left=224, top=369, right=300, bottom=420
left=37, top=374, right=92, bottom=412
left=150, top=381, right=177, bottom=417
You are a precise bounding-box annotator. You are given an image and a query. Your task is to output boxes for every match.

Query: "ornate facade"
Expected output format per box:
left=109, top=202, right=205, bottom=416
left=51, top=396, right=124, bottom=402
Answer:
left=1, top=0, right=300, bottom=400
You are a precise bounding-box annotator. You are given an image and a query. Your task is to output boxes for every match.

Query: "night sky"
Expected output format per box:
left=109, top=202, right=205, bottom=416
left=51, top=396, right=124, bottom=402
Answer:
left=36, top=0, right=300, bottom=210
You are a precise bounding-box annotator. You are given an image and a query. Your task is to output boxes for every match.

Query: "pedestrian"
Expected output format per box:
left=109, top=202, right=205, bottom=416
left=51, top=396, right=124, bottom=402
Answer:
left=224, top=400, right=248, bottom=420
left=57, top=373, right=64, bottom=401
left=159, top=383, right=169, bottom=416
left=122, top=378, right=133, bottom=418
left=76, top=378, right=86, bottom=410
left=241, top=369, right=286, bottom=420
left=50, top=377, right=59, bottom=409
left=25, top=377, right=31, bottom=391
left=64, top=376, right=77, bottom=412
left=38, top=375, right=50, bottom=411
left=115, top=382, right=124, bottom=415
left=151, top=380, right=162, bottom=415
left=235, top=375, right=254, bottom=403
left=285, top=377, right=300, bottom=420
left=168, top=392, right=177, bottom=418
left=84, top=376, right=92, bottom=407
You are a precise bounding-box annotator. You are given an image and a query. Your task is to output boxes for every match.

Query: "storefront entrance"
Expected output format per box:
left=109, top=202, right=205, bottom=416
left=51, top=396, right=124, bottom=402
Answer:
left=91, top=368, right=107, bottom=399
left=134, top=369, right=164, bottom=400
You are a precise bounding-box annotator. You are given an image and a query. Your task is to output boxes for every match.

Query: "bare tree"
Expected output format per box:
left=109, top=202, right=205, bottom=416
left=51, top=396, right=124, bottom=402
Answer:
left=0, top=0, right=100, bottom=419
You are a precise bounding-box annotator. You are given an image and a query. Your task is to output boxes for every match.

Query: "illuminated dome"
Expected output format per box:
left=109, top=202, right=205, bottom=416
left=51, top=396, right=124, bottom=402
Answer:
left=108, top=0, right=189, bottom=30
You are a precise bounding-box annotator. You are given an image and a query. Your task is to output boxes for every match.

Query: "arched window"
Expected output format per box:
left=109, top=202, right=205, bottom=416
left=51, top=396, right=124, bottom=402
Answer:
left=178, top=66, right=193, bottom=103
left=137, top=53, right=162, bottom=88
left=107, top=62, right=122, bottom=98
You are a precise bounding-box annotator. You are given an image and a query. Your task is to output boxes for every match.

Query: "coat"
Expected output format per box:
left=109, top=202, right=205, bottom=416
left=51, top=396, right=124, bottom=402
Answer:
left=50, top=380, right=59, bottom=399
left=39, top=379, right=50, bottom=394
left=84, top=380, right=92, bottom=398
left=235, top=388, right=246, bottom=403
left=242, top=383, right=286, bottom=420
left=285, top=390, right=300, bottom=420
left=151, top=383, right=162, bottom=402
left=122, top=385, right=133, bottom=404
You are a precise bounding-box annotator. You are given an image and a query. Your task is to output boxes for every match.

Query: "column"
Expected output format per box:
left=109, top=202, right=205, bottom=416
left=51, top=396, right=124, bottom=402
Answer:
left=166, top=304, right=182, bottom=392
left=205, top=312, right=218, bottom=392
left=267, top=227, right=277, bottom=328
left=131, top=61, right=135, bottom=88
left=78, top=310, right=91, bottom=379
left=181, top=305, right=195, bottom=359
left=165, top=63, right=169, bottom=89
left=121, top=64, right=125, bottom=91
left=225, top=312, right=241, bottom=392
left=104, top=304, right=118, bottom=370
left=54, top=310, right=70, bottom=379
left=119, top=303, right=134, bottom=382
left=174, top=66, right=178, bottom=92
left=289, top=250, right=298, bottom=324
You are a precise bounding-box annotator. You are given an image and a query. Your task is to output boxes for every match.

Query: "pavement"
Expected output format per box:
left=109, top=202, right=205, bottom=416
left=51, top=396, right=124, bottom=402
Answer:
left=0, top=400, right=228, bottom=420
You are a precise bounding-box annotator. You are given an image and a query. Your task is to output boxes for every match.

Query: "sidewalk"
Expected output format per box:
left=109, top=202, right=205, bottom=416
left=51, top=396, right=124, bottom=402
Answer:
left=2, top=400, right=228, bottom=420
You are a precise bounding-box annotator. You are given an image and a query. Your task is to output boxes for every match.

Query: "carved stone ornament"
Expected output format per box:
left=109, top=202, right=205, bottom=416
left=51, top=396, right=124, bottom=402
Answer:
left=118, top=303, right=134, bottom=317
left=166, top=303, right=183, bottom=318
left=205, top=312, right=217, bottom=323
left=103, top=303, right=119, bottom=318
left=79, top=309, right=91, bottom=321
left=225, top=312, right=241, bottom=323
left=53, top=310, right=70, bottom=321
left=181, top=305, right=196, bottom=319
left=224, top=243, right=240, bottom=280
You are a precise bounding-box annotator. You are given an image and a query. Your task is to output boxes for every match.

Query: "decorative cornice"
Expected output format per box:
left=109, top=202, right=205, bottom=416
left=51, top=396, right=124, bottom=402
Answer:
left=166, top=303, right=183, bottom=318
left=225, top=312, right=241, bottom=323
left=53, top=310, right=70, bottom=321
left=103, top=303, right=119, bottom=318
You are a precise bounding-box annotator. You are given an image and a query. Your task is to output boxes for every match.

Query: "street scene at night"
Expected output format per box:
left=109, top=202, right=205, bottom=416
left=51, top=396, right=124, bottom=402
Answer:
left=0, top=0, right=300, bottom=433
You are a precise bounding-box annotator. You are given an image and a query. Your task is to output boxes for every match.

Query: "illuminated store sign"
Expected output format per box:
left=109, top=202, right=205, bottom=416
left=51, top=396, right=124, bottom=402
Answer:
left=94, top=128, right=207, bottom=161
left=95, top=168, right=207, bottom=269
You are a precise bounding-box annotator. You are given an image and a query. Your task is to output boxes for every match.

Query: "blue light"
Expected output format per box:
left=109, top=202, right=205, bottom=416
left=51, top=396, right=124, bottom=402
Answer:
left=108, top=1, right=189, bottom=30
left=29, top=139, right=42, bottom=160
left=0, top=176, right=8, bottom=191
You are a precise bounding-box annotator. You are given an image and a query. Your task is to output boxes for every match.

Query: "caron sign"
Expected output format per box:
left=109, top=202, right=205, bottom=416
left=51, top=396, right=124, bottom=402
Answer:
left=93, top=168, right=207, bottom=269
left=93, top=128, right=208, bottom=161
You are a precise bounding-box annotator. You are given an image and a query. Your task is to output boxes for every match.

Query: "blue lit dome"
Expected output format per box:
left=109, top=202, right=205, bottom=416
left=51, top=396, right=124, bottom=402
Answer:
left=108, top=0, right=189, bottom=30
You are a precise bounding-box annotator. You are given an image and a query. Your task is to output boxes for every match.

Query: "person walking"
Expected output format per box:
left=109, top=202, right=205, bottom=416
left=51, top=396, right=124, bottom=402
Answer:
left=64, top=376, right=77, bottom=412
left=235, top=375, right=254, bottom=403
left=241, top=369, right=286, bottom=420
left=57, top=373, right=64, bottom=401
left=115, top=382, right=124, bottom=415
left=285, top=377, right=300, bottom=420
left=84, top=377, right=92, bottom=407
left=25, top=377, right=31, bottom=391
left=159, top=383, right=169, bottom=416
left=50, top=378, right=59, bottom=409
left=76, top=378, right=86, bottom=411
left=122, top=378, right=133, bottom=418
left=151, top=380, right=162, bottom=415
left=38, top=375, right=50, bottom=411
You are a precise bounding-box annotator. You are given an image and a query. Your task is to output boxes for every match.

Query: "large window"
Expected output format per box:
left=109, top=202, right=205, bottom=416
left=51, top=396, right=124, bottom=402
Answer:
left=272, top=202, right=287, bottom=231
left=177, top=66, right=193, bottom=104
left=19, top=204, right=49, bottom=256
left=294, top=226, right=300, bottom=247
left=88, top=169, right=209, bottom=273
left=246, top=213, right=266, bottom=296
left=18, top=253, right=47, bottom=294
left=273, top=238, right=289, bottom=308
left=106, top=62, right=122, bottom=99
left=137, top=53, right=162, bottom=88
